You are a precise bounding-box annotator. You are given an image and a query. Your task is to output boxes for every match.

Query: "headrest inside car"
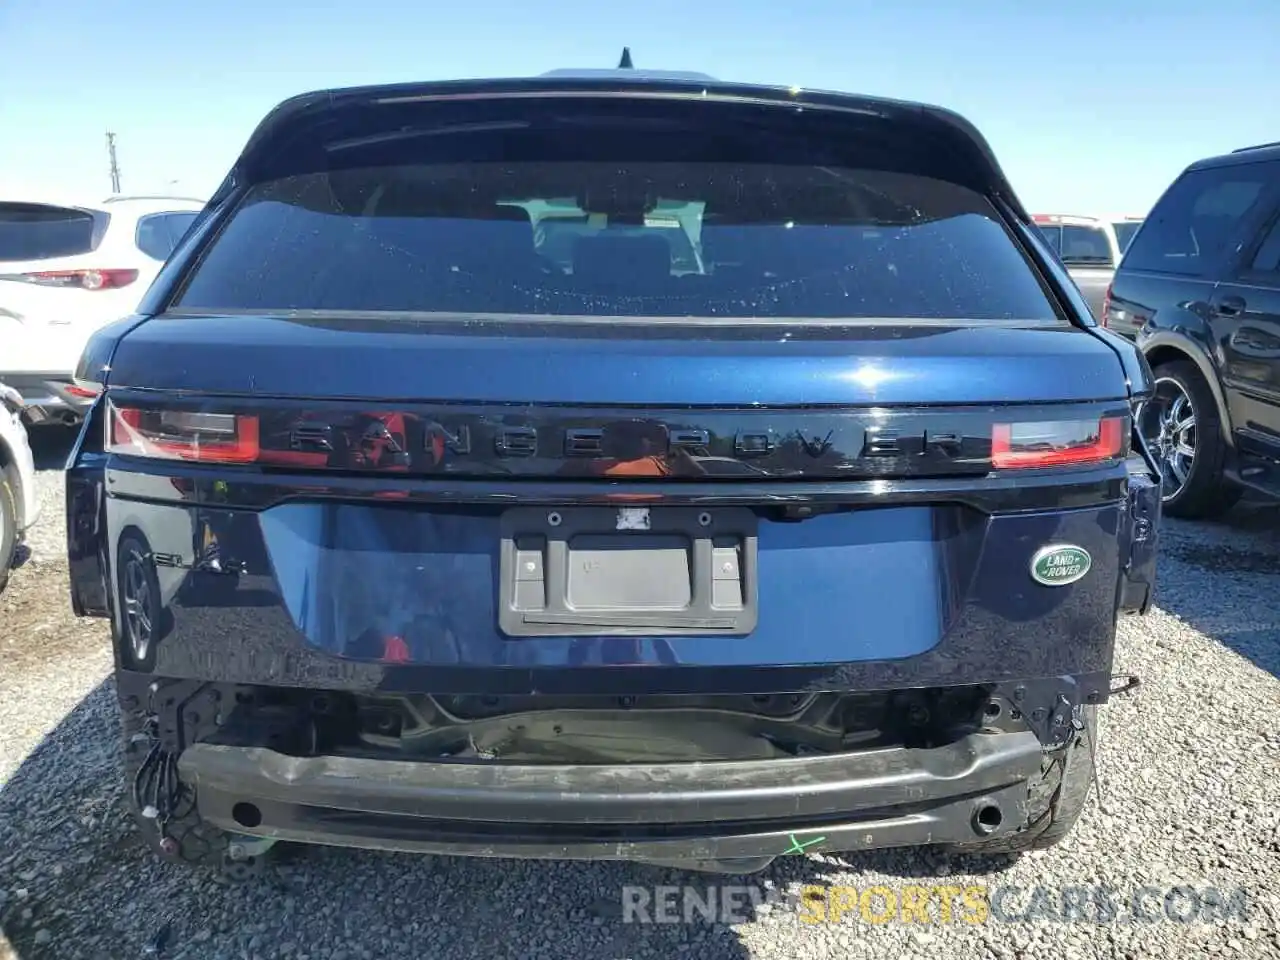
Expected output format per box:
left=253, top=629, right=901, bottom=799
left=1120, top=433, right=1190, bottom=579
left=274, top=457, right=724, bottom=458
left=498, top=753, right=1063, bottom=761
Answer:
left=572, top=234, right=671, bottom=286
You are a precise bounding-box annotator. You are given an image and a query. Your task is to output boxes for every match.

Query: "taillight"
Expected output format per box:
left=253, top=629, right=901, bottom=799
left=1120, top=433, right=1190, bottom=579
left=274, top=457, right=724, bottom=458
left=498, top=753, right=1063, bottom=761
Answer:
left=991, top=416, right=1127, bottom=470
left=108, top=404, right=260, bottom=464
left=1100, top=282, right=1113, bottom=327
left=21, top=268, right=139, bottom=290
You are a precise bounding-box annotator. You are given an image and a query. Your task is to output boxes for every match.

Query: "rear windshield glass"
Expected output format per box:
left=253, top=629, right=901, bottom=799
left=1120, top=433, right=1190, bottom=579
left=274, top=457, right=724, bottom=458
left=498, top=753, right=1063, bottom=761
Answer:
left=135, top=211, right=201, bottom=261
left=1112, top=221, right=1141, bottom=253
left=175, top=163, right=1059, bottom=323
left=0, top=203, right=99, bottom=261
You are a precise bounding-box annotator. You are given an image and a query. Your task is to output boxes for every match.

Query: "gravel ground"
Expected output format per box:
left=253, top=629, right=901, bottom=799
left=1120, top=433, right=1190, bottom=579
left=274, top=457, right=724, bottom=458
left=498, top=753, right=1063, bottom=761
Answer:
left=2, top=424, right=1279, bottom=960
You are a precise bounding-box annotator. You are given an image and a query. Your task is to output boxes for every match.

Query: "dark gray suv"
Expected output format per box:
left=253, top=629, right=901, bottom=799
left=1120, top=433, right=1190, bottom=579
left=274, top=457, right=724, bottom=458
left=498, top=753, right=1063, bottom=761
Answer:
left=1106, top=141, right=1280, bottom=518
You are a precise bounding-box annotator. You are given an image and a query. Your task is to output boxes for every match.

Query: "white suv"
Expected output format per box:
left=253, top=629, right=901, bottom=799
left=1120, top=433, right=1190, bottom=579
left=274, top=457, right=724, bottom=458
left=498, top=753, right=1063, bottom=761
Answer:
left=1031, top=213, right=1145, bottom=321
left=0, top=194, right=205, bottom=425
left=0, top=381, right=39, bottom=591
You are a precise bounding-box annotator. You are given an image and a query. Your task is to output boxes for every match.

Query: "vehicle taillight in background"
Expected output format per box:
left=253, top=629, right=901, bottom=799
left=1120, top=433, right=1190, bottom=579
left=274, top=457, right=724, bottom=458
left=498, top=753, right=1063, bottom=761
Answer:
left=1100, top=282, right=1113, bottom=327
left=65, top=383, right=102, bottom=400
left=991, top=416, right=1127, bottom=469
left=15, top=268, right=139, bottom=290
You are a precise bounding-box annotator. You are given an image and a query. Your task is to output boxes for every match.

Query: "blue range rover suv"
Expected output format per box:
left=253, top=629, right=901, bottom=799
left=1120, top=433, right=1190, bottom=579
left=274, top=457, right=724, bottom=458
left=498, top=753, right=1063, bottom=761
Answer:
left=64, top=64, right=1161, bottom=877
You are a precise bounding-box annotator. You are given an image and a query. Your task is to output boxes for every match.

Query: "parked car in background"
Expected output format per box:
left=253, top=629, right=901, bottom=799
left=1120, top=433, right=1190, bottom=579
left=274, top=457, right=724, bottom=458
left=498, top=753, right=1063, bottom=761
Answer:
left=1032, top=213, right=1145, bottom=321
left=0, top=194, right=205, bottom=426
left=1108, top=217, right=1145, bottom=256
left=67, top=64, right=1161, bottom=880
left=1105, top=141, right=1280, bottom=518
left=0, top=381, right=40, bottom=591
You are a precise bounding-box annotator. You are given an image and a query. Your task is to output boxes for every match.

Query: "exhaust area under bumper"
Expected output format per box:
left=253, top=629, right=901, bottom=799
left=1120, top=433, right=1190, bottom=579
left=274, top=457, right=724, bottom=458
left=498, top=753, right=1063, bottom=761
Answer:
left=1, top=373, right=92, bottom=425
left=179, top=730, right=1043, bottom=865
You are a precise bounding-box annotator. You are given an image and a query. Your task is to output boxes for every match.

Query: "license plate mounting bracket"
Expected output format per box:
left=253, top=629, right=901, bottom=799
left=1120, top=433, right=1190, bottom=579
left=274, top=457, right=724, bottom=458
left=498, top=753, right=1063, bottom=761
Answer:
left=497, top=505, right=758, bottom=637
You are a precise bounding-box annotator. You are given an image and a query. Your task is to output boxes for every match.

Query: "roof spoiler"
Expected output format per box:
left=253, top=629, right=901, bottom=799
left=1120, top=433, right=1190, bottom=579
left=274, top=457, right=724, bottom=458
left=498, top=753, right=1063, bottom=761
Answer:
left=102, top=194, right=207, bottom=205
left=209, top=77, right=1031, bottom=223
left=1231, top=140, right=1280, bottom=153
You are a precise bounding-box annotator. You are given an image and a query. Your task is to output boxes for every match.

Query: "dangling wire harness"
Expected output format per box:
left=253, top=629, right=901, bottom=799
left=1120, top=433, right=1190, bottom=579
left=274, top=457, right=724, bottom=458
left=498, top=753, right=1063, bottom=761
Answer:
left=129, top=688, right=200, bottom=857
left=131, top=716, right=187, bottom=830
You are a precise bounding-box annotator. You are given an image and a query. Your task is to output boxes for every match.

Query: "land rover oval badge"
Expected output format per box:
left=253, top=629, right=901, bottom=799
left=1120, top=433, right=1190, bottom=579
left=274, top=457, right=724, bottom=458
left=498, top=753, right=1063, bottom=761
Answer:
left=1030, top=544, right=1091, bottom=586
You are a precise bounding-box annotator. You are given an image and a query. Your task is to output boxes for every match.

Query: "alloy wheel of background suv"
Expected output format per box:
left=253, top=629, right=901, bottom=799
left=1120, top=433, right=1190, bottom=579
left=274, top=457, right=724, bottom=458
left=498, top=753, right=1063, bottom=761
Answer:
left=1140, top=360, right=1242, bottom=519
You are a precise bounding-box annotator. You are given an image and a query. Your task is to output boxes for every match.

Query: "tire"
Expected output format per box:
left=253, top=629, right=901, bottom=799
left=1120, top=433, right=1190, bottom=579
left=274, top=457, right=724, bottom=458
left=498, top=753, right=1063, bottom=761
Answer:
left=0, top=469, right=16, bottom=594
left=1142, top=360, right=1242, bottom=520
left=120, top=697, right=230, bottom=871
left=946, top=705, right=1099, bottom=855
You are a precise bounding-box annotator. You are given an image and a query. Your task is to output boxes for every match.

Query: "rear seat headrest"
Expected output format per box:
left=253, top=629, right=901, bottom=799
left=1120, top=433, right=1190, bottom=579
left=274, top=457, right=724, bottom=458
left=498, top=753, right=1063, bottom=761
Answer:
left=572, top=234, right=671, bottom=284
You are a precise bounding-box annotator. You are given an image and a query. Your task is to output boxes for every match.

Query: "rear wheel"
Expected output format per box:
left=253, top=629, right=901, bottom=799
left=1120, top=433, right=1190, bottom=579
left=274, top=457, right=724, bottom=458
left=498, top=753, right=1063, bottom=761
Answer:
left=946, top=705, right=1098, bottom=855
left=117, top=534, right=164, bottom=670
left=0, top=468, right=18, bottom=593
left=1139, top=360, right=1242, bottom=520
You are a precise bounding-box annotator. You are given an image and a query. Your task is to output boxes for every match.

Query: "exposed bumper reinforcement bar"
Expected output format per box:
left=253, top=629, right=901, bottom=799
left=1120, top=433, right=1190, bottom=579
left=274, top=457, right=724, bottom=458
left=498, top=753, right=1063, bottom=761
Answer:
left=179, top=731, right=1043, bottom=863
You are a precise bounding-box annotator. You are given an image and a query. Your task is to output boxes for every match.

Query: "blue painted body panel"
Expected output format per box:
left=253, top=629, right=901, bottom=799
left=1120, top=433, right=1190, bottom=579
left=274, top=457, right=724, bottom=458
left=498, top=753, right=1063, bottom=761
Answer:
left=103, top=314, right=1126, bottom=406
left=262, top=503, right=951, bottom=666
left=87, top=475, right=1139, bottom=694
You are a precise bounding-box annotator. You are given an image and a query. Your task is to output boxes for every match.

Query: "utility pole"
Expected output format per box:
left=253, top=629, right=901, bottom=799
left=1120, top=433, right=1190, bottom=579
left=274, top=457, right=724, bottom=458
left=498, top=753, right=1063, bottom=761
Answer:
left=106, top=131, right=121, bottom=194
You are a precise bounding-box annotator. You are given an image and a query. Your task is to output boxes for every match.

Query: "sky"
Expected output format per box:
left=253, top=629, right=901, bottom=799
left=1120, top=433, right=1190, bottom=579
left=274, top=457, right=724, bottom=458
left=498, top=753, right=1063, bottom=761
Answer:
left=1, top=0, right=1276, bottom=214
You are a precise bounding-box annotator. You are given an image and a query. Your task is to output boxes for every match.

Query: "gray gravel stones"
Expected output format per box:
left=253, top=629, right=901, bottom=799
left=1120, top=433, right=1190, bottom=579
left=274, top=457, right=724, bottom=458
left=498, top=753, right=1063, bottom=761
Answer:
left=2, top=437, right=1279, bottom=959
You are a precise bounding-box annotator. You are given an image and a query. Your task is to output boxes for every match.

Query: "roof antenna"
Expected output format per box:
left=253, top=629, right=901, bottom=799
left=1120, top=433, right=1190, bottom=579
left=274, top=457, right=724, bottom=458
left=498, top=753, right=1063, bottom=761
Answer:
left=618, top=47, right=634, bottom=69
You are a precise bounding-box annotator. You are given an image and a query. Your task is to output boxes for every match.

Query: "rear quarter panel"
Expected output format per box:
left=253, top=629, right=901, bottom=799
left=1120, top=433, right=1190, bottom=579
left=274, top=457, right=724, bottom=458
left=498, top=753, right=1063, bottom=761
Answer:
left=1106, top=269, right=1218, bottom=345
left=1112, top=269, right=1234, bottom=441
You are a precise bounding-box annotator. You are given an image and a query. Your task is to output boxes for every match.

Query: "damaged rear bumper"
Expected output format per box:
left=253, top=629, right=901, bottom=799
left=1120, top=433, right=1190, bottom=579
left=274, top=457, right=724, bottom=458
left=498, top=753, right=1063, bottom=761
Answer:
left=178, top=729, right=1043, bottom=865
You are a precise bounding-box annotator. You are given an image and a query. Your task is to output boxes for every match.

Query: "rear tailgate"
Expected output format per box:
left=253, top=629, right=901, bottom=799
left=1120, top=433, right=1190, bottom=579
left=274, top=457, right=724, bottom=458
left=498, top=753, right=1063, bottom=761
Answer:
left=73, top=79, right=1152, bottom=694
left=105, top=315, right=1120, bottom=405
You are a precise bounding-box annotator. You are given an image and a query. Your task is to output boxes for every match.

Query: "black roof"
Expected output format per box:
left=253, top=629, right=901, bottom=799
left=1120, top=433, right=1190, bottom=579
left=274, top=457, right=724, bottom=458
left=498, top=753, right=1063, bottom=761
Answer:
left=216, top=73, right=1032, bottom=221
left=1186, top=140, right=1280, bottom=171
